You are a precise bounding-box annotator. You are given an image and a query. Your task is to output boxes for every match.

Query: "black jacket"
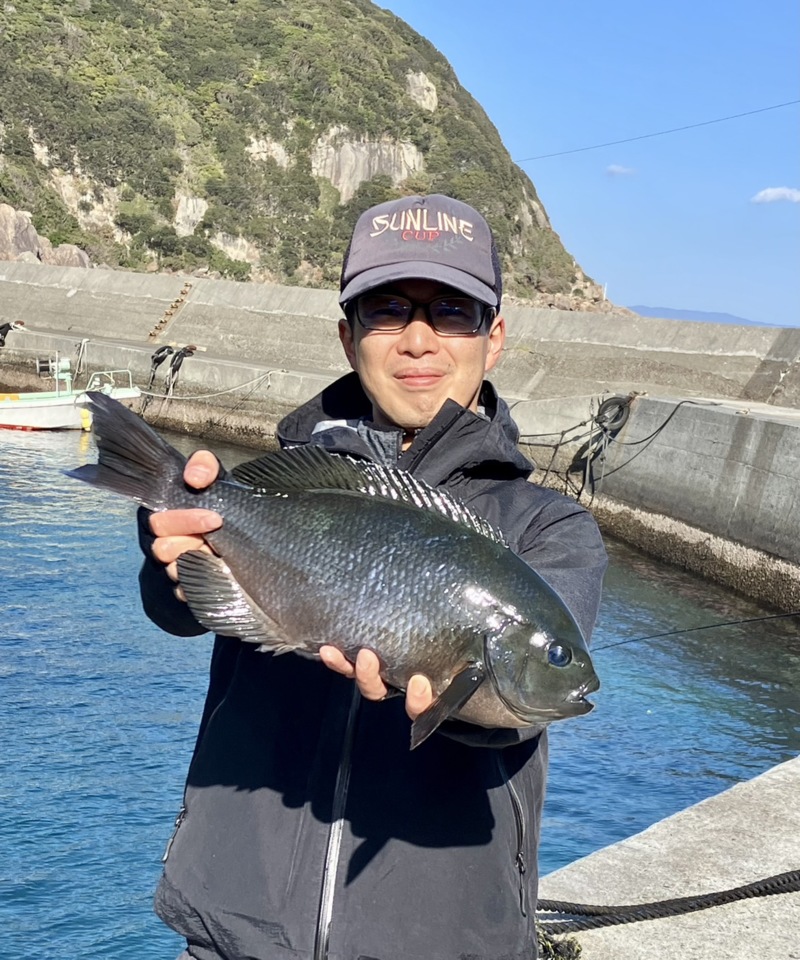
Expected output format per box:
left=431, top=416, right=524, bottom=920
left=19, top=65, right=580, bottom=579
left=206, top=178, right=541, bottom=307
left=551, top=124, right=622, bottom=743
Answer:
left=138, top=374, right=607, bottom=960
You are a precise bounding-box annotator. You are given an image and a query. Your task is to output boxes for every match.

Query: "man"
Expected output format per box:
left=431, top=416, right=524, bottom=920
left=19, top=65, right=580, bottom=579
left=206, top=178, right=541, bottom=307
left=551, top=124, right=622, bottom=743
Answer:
left=139, top=194, right=607, bottom=960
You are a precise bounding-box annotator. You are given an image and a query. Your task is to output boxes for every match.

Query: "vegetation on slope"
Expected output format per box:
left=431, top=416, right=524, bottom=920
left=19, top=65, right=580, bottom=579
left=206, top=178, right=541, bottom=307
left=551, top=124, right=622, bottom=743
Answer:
left=0, top=0, right=585, bottom=294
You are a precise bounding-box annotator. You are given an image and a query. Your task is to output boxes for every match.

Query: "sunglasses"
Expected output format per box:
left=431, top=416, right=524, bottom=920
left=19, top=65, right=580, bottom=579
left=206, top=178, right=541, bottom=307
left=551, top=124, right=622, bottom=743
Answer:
left=352, top=293, right=495, bottom=336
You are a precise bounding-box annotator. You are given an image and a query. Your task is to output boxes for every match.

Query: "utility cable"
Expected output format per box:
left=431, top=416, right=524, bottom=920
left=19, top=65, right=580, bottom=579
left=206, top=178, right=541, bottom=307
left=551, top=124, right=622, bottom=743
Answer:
left=610, top=398, right=721, bottom=447
left=53, top=101, right=800, bottom=177
left=537, top=396, right=723, bottom=502
left=592, top=399, right=720, bottom=486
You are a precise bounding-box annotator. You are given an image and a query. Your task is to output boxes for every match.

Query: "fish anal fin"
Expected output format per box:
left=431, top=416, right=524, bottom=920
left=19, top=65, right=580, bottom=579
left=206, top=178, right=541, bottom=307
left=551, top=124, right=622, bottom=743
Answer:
left=176, top=550, right=291, bottom=649
left=410, top=663, right=486, bottom=750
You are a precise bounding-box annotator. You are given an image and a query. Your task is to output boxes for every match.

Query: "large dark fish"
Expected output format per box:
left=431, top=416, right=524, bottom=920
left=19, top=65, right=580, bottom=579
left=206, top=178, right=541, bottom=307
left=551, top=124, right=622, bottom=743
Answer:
left=67, top=393, right=599, bottom=748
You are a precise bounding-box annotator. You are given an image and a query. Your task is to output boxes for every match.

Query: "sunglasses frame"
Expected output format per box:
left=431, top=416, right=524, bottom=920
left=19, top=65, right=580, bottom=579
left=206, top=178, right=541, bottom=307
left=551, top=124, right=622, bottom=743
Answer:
left=350, top=293, right=496, bottom=336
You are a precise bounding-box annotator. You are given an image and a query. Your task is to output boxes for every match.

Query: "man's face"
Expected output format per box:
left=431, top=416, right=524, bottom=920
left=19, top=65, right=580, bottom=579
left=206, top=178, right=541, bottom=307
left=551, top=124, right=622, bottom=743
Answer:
left=339, top=279, right=505, bottom=434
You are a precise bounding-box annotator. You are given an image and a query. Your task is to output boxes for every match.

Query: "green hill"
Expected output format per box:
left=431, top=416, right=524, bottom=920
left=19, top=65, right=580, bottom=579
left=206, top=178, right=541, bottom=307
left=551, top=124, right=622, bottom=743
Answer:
left=0, top=0, right=592, bottom=297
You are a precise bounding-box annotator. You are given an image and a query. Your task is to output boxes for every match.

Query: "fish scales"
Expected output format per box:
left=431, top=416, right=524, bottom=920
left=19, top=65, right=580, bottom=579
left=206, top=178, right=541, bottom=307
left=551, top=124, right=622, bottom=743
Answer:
left=201, top=489, right=512, bottom=685
left=67, top=393, right=600, bottom=747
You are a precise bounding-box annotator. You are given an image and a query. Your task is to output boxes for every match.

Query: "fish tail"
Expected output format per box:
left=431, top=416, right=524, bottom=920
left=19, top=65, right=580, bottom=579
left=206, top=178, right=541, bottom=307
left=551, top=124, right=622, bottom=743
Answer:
left=64, top=392, right=187, bottom=509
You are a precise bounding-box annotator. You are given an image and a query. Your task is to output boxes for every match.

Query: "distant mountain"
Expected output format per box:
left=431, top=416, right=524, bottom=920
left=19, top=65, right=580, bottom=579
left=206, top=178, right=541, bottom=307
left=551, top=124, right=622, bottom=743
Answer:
left=627, top=306, right=772, bottom=327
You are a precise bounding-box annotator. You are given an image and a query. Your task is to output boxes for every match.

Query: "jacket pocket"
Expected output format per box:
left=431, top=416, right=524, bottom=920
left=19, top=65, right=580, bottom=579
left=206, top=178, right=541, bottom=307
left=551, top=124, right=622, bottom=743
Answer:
left=496, top=753, right=529, bottom=917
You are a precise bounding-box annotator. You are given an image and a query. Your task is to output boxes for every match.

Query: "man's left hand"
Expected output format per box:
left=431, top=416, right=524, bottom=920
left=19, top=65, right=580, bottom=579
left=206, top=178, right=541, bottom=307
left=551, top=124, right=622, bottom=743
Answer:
left=319, top=646, right=433, bottom=720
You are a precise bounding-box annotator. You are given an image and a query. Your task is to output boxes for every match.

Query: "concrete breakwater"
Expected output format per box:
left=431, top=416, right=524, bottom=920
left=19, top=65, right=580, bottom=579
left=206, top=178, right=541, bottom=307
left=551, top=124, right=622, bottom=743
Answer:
left=2, top=260, right=799, bottom=610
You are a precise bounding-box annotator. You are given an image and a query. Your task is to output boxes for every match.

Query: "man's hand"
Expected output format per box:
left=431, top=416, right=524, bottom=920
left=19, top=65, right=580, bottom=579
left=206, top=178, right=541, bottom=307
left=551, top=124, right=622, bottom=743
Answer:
left=151, top=454, right=434, bottom=721
left=149, top=450, right=223, bottom=588
left=319, top=646, right=434, bottom=721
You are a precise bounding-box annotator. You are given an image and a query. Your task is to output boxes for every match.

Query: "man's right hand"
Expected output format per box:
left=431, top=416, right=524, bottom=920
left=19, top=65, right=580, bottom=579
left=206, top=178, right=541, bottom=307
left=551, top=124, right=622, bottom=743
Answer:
left=149, top=450, right=223, bottom=588
left=151, top=451, right=435, bottom=719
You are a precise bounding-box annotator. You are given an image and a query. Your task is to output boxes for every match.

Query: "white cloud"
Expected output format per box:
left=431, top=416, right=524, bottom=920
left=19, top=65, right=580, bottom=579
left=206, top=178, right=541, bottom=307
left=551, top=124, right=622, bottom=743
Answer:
left=751, top=187, right=800, bottom=204
left=606, top=164, right=636, bottom=176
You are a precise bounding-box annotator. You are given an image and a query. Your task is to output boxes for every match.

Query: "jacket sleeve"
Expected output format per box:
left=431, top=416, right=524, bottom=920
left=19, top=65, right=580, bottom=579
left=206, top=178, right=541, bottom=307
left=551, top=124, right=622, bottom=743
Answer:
left=137, top=506, right=209, bottom=637
left=514, top=496, right=608, bottom=645
left=440, top=492, right=607, bottom=749
left=136, top=454, right=234, bottom=637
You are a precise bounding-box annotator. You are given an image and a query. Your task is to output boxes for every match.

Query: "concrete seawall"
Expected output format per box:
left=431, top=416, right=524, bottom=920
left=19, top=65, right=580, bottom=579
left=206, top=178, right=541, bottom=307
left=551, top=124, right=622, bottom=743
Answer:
left=2, top=261, right=799, bottom=608
left=539, top=756, right=800, bottom=960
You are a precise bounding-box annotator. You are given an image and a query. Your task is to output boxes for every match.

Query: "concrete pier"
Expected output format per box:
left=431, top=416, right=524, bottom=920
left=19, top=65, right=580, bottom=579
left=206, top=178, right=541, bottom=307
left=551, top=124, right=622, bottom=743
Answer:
left=2, top=262, right=799, bottom=958
left=2, top=260, right=800, bottom=607
left=539, top=756, right=800, bottom=960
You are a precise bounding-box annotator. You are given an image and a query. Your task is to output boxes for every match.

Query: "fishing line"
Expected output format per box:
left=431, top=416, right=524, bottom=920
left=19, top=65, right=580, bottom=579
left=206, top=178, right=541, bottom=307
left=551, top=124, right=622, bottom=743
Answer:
left=594, top=611, right=800, bottom=652
left=515, top=98, right=800, bottom=162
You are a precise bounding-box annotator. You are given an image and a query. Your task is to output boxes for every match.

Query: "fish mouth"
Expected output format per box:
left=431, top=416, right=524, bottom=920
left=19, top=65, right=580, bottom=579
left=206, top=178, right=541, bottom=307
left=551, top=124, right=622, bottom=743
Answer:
left=505, top=675, right=600, bottom=724
left=563, top=675, right=601, bottom=712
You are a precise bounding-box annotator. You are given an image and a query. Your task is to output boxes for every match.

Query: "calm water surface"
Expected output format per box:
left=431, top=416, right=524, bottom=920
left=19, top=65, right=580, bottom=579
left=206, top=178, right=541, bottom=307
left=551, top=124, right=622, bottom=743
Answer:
left=1, top=429, right=798, bottom=959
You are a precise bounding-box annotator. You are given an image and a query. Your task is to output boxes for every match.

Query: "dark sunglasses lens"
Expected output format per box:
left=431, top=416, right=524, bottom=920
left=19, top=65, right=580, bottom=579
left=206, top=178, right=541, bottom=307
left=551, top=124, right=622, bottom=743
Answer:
left=356, top=295, right=411, bottom=330
left=354, top=294, right=486, bottom=334
left=429, top=298, right=482, bottom=334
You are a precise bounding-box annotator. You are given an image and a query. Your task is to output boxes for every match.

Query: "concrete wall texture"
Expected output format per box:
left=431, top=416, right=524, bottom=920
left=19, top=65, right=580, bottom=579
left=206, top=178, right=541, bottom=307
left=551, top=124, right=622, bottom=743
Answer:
left=592, top=398, right=800, bottom=609
left=602, top=399, right=800, bottom=558
left=2, top=262, right=799, bottom=607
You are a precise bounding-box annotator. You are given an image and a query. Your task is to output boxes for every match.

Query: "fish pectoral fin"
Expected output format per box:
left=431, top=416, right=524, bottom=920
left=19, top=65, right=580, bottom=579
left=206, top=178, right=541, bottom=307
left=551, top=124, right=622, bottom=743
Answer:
left=410, top=663, right=487, bottom=750
left=176, top=550, right=288, bottom=647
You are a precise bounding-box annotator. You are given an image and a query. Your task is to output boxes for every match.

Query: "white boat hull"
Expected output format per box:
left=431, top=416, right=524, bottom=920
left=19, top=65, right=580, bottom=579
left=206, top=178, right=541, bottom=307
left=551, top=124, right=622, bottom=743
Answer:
left=0, top=387, right=141, bottom=431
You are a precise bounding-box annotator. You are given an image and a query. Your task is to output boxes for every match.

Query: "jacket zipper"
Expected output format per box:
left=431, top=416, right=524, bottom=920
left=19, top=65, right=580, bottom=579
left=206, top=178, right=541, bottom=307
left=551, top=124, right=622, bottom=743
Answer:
left=162, top=694, right=229, bottom=865
left=161, top=804, right=186, bottom=863
left=313, top=687, right=361, bottom=960
left=401, top=407, right=464, bottom=476
left=496, top=753, right=529, bottom=917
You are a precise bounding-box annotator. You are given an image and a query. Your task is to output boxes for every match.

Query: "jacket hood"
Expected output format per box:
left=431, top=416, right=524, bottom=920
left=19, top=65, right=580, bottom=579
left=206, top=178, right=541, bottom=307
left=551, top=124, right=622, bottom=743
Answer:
left=276, top=371, right=534, bottom=488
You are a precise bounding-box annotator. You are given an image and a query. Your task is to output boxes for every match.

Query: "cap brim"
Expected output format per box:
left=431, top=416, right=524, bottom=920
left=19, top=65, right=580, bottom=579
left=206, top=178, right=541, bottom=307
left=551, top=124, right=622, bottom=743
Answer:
left=339, top=261, right=498, bottom=308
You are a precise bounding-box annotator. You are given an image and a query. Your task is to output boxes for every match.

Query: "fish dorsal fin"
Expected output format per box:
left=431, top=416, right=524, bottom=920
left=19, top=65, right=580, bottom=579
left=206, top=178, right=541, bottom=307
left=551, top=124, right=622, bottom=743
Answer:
left=232, top=445, right=369, bottom=492
left=231, top=446, right=507, bottom=545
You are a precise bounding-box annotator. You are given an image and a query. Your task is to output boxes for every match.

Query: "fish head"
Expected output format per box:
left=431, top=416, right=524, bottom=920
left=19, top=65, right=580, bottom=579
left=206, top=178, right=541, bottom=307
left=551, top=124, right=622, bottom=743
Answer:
left=483, top=621, right=600, bottom=725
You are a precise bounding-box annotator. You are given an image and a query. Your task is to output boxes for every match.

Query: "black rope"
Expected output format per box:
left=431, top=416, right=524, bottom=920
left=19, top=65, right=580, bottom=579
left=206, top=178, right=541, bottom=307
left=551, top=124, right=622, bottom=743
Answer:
left=536, top=868, right=800, bottom=934
left=564, top=395, right=634, bottom=502
left=526, top=394, right=730, bottom=503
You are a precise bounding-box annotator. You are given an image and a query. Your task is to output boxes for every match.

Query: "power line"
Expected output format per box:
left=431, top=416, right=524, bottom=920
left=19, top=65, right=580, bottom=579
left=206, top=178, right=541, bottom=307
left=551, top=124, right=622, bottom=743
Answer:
left=515, top=99, right=800, bottom=163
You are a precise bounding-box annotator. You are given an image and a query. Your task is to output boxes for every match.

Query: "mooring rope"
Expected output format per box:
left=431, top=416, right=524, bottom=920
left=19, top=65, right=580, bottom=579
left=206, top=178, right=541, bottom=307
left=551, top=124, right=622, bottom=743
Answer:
left=536, top=867, right=800, bottom=934
left=518, top=393, right=731, bottom=504
left=139, top=370, right=284, bottom=402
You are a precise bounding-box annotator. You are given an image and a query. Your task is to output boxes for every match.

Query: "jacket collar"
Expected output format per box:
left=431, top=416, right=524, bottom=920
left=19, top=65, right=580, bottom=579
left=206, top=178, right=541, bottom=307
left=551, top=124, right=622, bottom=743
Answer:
left=276, top=372, right=533, bottom=487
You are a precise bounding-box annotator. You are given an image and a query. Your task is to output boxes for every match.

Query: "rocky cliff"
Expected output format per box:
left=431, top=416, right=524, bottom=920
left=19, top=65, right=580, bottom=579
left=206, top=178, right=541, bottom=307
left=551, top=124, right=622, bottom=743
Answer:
left=0, top=0, right=600, bottom=303
left=0, top=203, right=90, bottom=267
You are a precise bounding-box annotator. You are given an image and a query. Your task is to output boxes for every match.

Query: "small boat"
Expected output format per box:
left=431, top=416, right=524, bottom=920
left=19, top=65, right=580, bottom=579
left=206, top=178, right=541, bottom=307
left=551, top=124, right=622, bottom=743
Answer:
left=0, top=357, right=141, bottom=431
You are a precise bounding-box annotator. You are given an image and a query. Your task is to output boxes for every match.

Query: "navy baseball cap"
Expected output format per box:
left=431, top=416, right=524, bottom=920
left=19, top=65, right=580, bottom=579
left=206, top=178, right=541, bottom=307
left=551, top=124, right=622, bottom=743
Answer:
left=339, top=194, right=503, bottom=308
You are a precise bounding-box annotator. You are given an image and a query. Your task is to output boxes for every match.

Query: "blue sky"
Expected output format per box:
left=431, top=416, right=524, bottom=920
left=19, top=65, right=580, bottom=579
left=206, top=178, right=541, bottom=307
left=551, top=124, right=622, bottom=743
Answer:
left=381, top=0, right=800, bottom=326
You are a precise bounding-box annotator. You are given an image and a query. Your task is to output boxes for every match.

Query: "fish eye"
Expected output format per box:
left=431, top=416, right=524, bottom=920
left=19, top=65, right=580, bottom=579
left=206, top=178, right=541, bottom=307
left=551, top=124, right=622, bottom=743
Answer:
left=546, top=643, right=572, bottom=668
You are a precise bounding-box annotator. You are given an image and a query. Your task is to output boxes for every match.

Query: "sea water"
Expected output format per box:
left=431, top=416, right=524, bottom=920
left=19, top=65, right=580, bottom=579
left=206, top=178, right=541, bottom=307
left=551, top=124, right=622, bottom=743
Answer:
left=1, top=428, right=798, bottom=959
